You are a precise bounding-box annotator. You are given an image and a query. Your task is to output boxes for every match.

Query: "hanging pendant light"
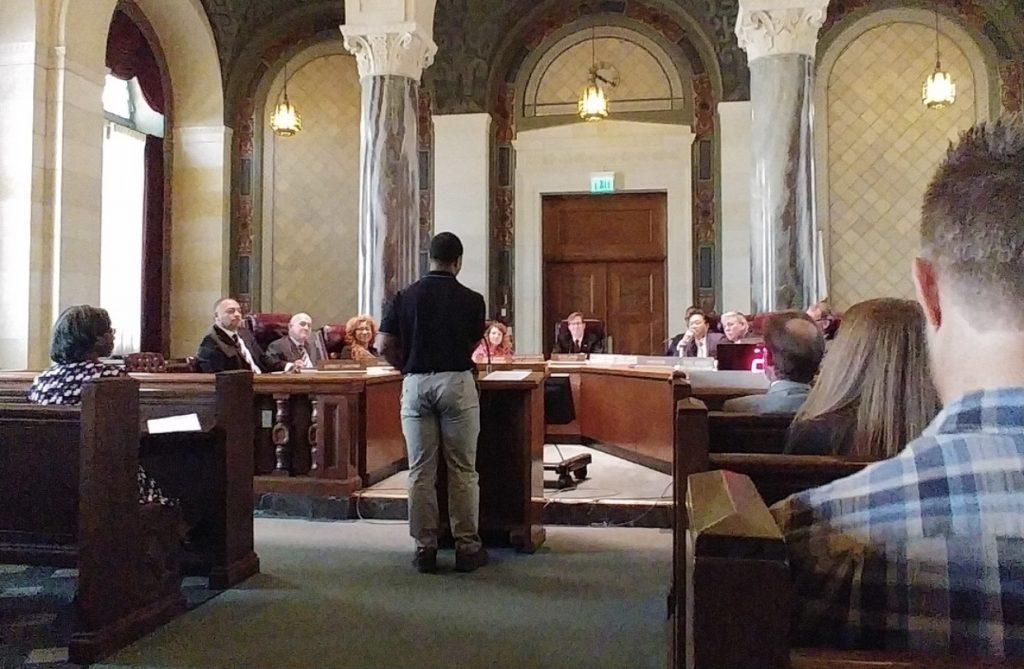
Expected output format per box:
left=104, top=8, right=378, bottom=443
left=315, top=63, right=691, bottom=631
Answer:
left=271, top=63, right=302, bottom=136
left=578, top=27, right=609, bottom=122
left=922, top=10, right=955, bottom=109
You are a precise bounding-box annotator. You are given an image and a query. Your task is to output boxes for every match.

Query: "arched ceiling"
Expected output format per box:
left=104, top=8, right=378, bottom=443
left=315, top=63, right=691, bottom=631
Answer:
left=197, top=0, right=1024, bottom=119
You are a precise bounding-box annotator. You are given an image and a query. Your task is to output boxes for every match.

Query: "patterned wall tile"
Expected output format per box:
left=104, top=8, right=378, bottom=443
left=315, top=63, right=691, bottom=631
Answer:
left=533, top=36, right=677, bottom=114
left=267, top=54, right=361, bottom=324
left=827, top=22, right=978, bottom=310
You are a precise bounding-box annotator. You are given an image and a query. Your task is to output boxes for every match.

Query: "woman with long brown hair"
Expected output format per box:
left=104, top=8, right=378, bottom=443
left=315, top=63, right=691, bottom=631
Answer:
left=785, top=298, right=939, bottom=459
left=471, top=321, right=513, bottom=363
left=340, top=314, right=379, bottom=362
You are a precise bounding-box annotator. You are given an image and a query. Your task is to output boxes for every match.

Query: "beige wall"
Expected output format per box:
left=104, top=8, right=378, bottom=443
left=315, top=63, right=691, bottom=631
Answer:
left=262, top=51, right=361, bottom=327
left=820, top=13, right=988, bottom=310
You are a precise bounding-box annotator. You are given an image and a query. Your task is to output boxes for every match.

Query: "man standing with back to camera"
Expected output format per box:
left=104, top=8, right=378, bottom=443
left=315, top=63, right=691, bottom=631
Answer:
left=378, top=232, right=488, bottom=574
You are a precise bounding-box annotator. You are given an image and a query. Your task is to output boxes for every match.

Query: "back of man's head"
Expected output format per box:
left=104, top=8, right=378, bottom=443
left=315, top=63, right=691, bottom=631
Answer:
left=763, top=311, right=825, bottom=384
left=921, top=114, right=1024, bottom=328
left=429, top=232, right=463, bottom=266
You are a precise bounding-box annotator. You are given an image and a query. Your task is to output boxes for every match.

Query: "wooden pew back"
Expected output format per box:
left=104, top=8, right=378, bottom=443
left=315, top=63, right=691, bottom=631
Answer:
left=685, top=470, right=791, bottom=669
left=684, top=471, right=1024, bottom=669
left=708, top=411, right=792, bottom=454
left=0, top=377, right=185, bottom=664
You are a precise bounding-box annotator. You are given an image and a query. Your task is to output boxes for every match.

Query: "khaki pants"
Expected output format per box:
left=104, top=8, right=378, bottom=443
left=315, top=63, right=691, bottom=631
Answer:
left=401, top=370, right=481, bottom=551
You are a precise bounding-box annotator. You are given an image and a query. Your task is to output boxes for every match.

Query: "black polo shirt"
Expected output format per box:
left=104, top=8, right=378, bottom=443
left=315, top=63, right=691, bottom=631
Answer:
left=379, top=271, right=486, bottom=375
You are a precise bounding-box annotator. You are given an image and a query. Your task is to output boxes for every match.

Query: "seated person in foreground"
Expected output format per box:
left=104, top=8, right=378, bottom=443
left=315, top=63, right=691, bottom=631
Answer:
left=28, top=305, right=174, bottom=506
left=267, top=312, right=321, bottom=369
left=771, top=116, right=1024, bottom=657
left=666, top=309, right=723, bottom=357
left=807, top=300, right=841, bottom=340
left=472, top=321, right=513, bottom=363
left=786, top=298, right=938, bottom=458
left=720, top=310, right=756, bottom=343
left=339, top=314, right=379, bottom=362
left=196, top=298, right=290, bottom=373
left=722, top=311, right=824, bottom=414
left=554, top=311, right=604, bottom=355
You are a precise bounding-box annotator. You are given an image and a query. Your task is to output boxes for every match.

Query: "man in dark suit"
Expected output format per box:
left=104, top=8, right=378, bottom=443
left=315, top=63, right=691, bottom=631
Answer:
left=196, top=298, right=291, bottom=373
left=666, top=309, right=724, bottom=357
left=554, top=311, right=604, bottom=355
left=266, top=312, right=321, bottom=369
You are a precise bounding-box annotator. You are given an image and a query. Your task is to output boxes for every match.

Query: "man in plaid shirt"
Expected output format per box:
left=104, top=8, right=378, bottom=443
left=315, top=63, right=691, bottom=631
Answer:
left=771, top=114, right=1024, bottom=658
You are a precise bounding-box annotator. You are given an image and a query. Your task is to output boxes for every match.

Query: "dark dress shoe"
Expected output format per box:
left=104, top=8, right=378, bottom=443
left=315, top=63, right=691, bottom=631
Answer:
left=413, top=547, right=437, bottom=573
left=455, top=547, right=489, bottom=573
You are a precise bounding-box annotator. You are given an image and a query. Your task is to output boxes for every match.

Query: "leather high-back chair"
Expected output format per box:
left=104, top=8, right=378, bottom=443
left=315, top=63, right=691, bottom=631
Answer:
left=244, top=313, right=291, bottom=351
left=319, top=323, right=348, bottom=359
left=553, top=319, right=606, bottom=350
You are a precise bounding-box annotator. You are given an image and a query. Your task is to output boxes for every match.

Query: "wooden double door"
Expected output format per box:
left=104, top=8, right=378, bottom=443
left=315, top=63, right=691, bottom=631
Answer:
left=542, top=193, right=667, bottom=355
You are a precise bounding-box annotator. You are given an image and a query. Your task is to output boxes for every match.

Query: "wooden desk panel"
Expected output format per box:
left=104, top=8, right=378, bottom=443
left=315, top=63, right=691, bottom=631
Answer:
left=362, top=377, right=406, bottom=485
left=577, top=370, right=687, bottom=473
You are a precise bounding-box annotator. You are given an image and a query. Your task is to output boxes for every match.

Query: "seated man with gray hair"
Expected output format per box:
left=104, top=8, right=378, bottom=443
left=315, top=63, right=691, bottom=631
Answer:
left=719, top=311, right=753, bottom=343
left=722, top=311, right=824, bottom=414
left=267, top=312, right=321, bottom=369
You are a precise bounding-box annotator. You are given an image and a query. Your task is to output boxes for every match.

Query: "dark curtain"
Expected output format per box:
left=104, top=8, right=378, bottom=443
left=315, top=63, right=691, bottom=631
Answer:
left=106, top=9, right=168, bottom=354
left=106, top=10, right=165, bottom=114
left=140, top=136, right=165, bottom=354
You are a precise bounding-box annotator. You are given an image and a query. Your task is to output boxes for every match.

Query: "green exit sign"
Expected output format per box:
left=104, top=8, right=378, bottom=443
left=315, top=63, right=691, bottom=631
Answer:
left=590, top=172, right=615, bottom=193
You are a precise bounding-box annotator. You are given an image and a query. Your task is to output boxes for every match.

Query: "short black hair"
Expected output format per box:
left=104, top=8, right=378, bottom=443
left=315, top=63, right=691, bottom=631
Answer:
left=764, top=311, right=824, bottom=384
left=429, top=232, right=463, bottom=264
left=50, top=305, right=111, bottom=364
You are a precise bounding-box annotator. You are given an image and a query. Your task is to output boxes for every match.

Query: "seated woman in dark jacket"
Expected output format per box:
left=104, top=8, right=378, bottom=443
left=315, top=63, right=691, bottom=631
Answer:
left=785, top=298, right=938, bottom=459
left=339, top=314, right=379, bottom=362
left=29, top=305, right=173, bottom=505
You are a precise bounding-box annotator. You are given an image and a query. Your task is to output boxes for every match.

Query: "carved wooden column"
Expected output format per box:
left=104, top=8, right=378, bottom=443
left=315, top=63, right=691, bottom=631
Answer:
left=308, top=397, right=320, bottom=474
left=341, top=1, right=437, bottom=321
left=736, top=0, right=828, bottom=311
left=271, top=394, right=291, bottom=476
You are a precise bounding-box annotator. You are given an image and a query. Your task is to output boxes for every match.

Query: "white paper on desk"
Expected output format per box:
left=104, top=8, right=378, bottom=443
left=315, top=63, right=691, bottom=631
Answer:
left=482, top=370, right=531, bottom=382
left=366, top=366, right=394, bottom=376
left=147, top=413, right=202, bottom=434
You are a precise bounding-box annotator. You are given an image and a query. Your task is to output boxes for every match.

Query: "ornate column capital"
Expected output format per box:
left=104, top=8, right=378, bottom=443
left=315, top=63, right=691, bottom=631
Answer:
left=340, top=24, right=437, bottom=81
left=735, top=0, right=829, bottom=62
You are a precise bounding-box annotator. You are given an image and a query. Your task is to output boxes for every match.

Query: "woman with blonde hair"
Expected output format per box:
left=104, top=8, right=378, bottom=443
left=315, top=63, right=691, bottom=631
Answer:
left=472, top=321, right=513, bottom=363
left=340, top=315, right=379, bottom=362
left=785, top=298, right=939, bottom=459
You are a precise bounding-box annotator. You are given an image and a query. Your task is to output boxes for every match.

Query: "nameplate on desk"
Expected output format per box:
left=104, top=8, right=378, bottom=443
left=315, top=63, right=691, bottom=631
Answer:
left=589, top=354, right=639, bottom=366
left=482, top=370, right=532, bottom=382
left=317, top=360, right=363, bottom=371
left=550, top=353, right=586, bottom=362
left=147, top=413, right=202, bottom=434
left=673, top=357, right=716, bottom=370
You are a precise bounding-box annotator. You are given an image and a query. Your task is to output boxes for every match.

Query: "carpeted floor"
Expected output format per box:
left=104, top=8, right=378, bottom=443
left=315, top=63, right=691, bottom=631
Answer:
left=95, top=518, right=672, bottom=669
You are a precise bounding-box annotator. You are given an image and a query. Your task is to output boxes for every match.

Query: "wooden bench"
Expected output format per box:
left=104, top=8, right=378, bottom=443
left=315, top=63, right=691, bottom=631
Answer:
left=708, top=411, right=793, bottom=454
left=0, top=377, right=185, bottom=665
left=0, top=370, right=259, bottom=589
left=672, top=398, right=872, bottom=667
left=683, top=470, right=1024, bottom=669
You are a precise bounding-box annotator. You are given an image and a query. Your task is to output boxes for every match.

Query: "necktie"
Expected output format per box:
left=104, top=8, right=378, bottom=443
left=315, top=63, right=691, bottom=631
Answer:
left=232, top=334, right=262, bottom=374
left=297, top=344, right=312, bottom=369
left=574, top=339, right=582, bottom=352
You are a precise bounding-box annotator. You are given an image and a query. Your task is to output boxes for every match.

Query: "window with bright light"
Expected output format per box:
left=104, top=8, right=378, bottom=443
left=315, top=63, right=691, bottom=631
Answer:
left=100, top=122, right=146, bottom=355
left=100, top=74, right=164, bottom=355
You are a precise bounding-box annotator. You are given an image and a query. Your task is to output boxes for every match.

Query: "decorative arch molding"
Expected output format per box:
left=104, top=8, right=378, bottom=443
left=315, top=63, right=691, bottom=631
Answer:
left=818, top=0, right=1022, bottom=113
left=39, top=0, right=225, bottom=359
left=814, top=6, right=997, bottom=308
left=226, top=7, right=434, bottom=314
left=517, top=18, right=693, bottom=128
left=485, top=0, right=724, bottom=324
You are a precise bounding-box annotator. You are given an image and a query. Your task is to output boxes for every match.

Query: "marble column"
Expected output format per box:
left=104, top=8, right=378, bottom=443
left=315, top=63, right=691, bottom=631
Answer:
left=342, top=28, right=436, bottom=321
left=736, top=0, right=828, bottom=312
